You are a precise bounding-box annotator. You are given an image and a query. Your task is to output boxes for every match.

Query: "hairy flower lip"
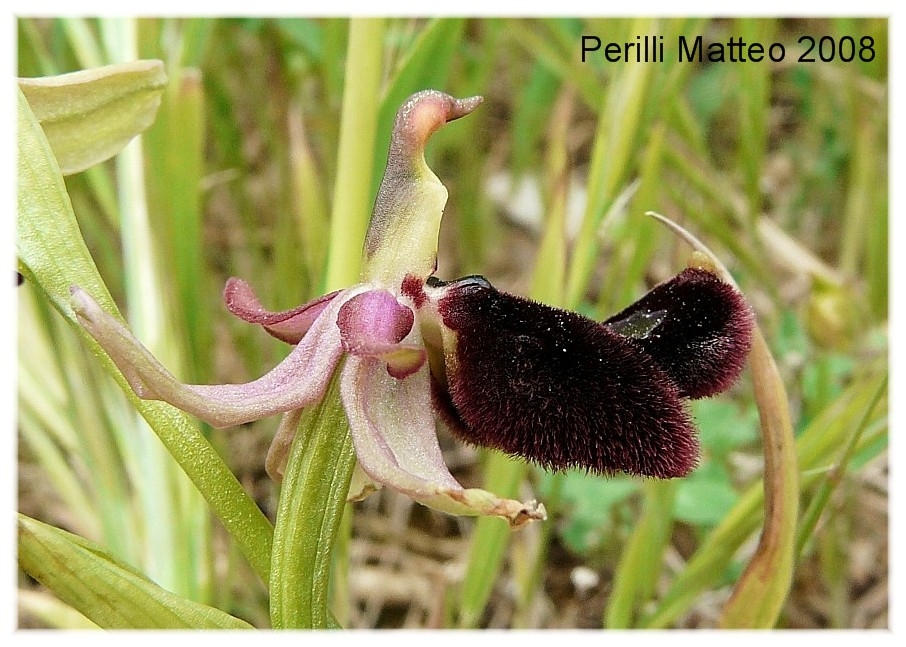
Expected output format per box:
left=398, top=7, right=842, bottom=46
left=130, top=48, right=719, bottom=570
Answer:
left=429, top=266, right=752, bottom=478
left=603, top=267, right=754, bottom=399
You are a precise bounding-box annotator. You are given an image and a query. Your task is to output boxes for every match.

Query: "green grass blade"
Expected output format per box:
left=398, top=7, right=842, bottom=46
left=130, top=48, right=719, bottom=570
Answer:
left=323, top=18, right=386, bottom=291
left=143, top=67, right=211, bottom=382
left=604, top=480, right=677, bottom=627
left=457, top=454, right=529, bottom=628
left=565, top=17, right=658, bottom=308
left=288, top=107, right=331, bottom=292
left=795, top=375, right=887, bottom=558
left=597, top=120, right=667, bottom=315
left=506, top=20, right=601, bottom=110
left=60, top=17, right=104, bottom=69
left=18, top=513, right=253, bottom=629
left=736, top=18, right=772, bottom=224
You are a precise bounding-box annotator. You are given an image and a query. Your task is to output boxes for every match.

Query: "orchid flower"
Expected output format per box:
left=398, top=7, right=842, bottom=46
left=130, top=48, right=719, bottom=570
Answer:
left=71, top=90, right=753, bottom=528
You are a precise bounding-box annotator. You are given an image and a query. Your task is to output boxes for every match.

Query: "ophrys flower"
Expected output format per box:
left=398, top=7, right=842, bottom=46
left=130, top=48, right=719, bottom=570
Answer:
left=71, top=90, right=752, bottom=528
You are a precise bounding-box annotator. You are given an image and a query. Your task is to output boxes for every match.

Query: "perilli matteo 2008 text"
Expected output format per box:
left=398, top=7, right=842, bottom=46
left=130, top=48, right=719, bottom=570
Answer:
left=580, top=34, right=876, bottom=64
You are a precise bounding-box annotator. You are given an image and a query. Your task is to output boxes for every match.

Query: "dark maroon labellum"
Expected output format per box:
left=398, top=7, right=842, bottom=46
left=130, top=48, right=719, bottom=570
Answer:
left=434, top=269, right=752, bottom=479
left=437, top=277, right=700, bottom=478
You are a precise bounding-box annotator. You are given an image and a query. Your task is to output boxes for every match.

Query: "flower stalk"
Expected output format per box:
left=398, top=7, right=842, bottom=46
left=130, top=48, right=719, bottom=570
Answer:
left=273, top=18, right=384, bottom=629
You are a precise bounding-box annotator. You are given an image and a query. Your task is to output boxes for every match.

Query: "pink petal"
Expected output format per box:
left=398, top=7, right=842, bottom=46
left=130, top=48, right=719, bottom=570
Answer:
left=71, top=285, right=356, bottom=428
left=337, top=289, right=426, bottom=378
left=340, top=355, right=546, bottom=527
left=223, top=277, right=341, bottom=344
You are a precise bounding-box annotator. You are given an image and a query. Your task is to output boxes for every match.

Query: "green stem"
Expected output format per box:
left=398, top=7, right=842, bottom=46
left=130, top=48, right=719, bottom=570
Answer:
left=269, top=18, right=385, bottom=628
left=269, top=373, right=356, bottom=629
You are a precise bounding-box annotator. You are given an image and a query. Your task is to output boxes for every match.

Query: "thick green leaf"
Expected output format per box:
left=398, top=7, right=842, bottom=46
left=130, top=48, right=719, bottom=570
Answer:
left=18, top=514, right=253, bottom=629
left=17, top=87, right=274, bottom=585
left=19, top=59, right=167, bottom=174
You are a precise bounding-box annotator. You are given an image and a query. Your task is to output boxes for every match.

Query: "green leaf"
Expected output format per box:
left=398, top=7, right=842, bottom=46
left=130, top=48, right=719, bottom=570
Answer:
left=18, top=59, right=167, bottom=174
left=693, top=399, right=759, bottom=457
left=18, top=513, right=253, bottom=629
left=674, top=466, right=738, bottom=527
left=16, top=86, right=274, bottom=585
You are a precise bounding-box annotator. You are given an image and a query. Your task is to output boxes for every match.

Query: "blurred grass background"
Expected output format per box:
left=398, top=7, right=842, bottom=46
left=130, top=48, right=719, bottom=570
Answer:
left=17, top=17, right=887, bottom=629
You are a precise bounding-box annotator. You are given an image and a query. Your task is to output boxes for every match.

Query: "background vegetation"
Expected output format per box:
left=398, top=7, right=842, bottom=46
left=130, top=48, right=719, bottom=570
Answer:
left=17, top=17, right=888, bottom=628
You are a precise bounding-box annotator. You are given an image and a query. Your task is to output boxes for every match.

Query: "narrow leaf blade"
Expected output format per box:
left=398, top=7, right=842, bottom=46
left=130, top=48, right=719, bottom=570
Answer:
left=18, top=514, right=253, bottom=629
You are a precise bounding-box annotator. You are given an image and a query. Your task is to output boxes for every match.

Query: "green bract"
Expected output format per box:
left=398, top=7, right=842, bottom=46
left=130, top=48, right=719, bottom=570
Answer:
left=19, top=60, right=167, bottom=175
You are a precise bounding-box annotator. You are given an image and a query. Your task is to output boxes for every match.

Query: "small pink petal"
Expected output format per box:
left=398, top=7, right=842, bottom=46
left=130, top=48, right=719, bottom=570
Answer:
left=71, top=285, right=356, bottom=428
left=340, top=356, right=545, bottom=527
left=224, top=277, right=341, bottom=344
left=337, top=289, right=414, bottom=350
left=336, top=289, right=425, bottom=377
